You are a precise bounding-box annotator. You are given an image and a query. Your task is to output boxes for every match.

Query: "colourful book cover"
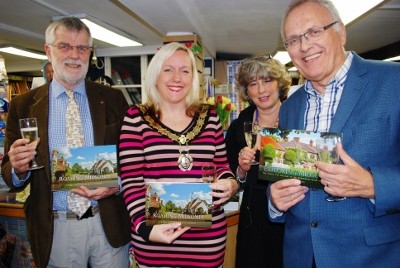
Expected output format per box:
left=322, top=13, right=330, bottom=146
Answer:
left=258, top=128, right=342, bottom=188
left=51, top=145, right=118, bottom=191
left=145, top=182, right=213, bottom=228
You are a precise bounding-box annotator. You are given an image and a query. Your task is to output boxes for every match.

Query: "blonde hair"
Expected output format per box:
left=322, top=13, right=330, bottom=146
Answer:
left=144, top=42, right=200, bottom=117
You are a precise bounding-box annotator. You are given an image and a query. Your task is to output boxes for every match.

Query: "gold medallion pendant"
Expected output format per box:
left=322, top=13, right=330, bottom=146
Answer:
left=178, top=149, right=193, bottom=171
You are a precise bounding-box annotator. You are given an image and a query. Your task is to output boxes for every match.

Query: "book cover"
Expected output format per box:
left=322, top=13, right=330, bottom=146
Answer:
left=145, top=182, right=213, bottom=228
left=51, top=145, right=118, bottom=191
left=257, top=128, right=342, bottom=188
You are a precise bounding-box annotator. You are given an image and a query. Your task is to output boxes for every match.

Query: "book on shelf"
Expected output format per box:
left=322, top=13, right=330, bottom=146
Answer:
left=51, top=145, right=118, bottom=191
left=145, top=182, right=213, bottom=228
left=257, top=128, right=342, bottom=188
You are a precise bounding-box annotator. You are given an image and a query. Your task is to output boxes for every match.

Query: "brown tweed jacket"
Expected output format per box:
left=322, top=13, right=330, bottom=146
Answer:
left=1, top=80, right=131, bottom=267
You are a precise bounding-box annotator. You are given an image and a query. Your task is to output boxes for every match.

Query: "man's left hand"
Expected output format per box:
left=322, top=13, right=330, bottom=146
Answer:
left=316, top=143, right=375, bottom=199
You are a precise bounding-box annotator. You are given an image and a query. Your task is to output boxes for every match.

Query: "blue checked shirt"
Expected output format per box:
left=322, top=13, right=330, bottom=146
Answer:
left=304, top=52, right=353, bottom=132
left=13, top=79, right=96, bottom=211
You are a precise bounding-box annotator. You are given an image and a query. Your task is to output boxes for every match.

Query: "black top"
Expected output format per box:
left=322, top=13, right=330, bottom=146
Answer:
left=225, top=105, right=284, bottom=268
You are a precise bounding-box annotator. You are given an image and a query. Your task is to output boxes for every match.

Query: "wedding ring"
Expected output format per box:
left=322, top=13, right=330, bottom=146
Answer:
left=239, top=151, right=243, bottom=157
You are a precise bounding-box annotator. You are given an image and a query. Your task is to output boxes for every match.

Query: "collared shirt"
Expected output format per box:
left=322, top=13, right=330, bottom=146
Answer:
left=11, top=79, right=95, bottom=211
left=49, top=79, right=94, bottom=211
left=304, top=52, right=353, bottom=132
left=269, top=52, right=354, bottom=219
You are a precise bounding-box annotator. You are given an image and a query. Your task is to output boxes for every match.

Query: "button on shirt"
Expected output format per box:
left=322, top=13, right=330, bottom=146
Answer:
left=49, top=79, right=95, bottom=211
left=12, top=79, right=95, bottom=211
left=304, top=52, right=352, bottom=132
left=269, top=52, right=353, bottom=219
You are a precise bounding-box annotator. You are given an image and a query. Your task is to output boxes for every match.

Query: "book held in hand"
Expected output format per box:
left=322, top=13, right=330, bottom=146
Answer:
left=51, top=145, right=118, bottom=191
left=145, top=182, right=213, bottom=228
left=257, top=128, right=342, bottom=188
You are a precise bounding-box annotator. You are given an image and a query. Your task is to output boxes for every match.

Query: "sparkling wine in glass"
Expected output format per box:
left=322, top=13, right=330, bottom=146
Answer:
left=243, top=121, right=259, bottom=165
left=19, top=118, right=44, bottom=170
left=316, top=133, right=345, bottom=202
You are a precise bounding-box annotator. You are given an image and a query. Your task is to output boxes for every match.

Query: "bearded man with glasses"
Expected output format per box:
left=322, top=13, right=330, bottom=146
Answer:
left=1, top=17, right=130, bottom=267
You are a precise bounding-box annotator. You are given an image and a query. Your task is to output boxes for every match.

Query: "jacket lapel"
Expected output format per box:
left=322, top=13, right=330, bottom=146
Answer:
left=86, top=81, right=106, bottom=145
left=330, top=53, right=367, bottom=133
left=29, top=85, right=51, bottom=178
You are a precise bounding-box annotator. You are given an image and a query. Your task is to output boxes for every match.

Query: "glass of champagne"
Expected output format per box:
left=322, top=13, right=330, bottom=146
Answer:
left=243, top=121, right=259, bottom=165
left=316, top=134, right=345, bottom=202
left=19, top=118, right=44, bottom=170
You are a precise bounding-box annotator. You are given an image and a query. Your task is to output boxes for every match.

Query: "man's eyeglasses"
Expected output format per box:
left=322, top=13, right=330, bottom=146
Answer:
left=48, top=43, right=93, bottom=54
left=283, top=21, right=339, bottom=49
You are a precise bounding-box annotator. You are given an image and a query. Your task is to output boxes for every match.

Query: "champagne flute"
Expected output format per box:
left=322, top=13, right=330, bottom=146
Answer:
left=19, top=118, right=44, bottom=170
left=243, top=121, right=259, bottom=165
left=316, top=134, right=345, bottom=202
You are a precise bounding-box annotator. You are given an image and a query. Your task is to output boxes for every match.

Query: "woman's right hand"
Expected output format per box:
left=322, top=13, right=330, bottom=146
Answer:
left=238, top=146, right=256, bottom=172
left=149, top=222, right=190, bottom=244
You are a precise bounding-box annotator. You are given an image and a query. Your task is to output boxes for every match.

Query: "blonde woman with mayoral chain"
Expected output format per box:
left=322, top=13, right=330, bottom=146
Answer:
left=119, top=42, right=238, bottom=268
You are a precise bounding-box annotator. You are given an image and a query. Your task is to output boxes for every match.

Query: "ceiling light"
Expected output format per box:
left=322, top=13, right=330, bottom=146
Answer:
left=383, top=56, right=400, bottom=61
left=54, top=15, right=142, bottom=47
left=81, top=19, right=141, bottom=47
left=272, top=51, right=292, bottom=65
left=0, top=46, right=47, bottom=60
left=273, top=0, right=385, bottom=66
left=332, top=0, right=384, bottom=25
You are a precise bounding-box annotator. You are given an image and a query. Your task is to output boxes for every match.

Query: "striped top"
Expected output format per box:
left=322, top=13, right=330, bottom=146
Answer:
left=119, top=104, right=234, bottom=268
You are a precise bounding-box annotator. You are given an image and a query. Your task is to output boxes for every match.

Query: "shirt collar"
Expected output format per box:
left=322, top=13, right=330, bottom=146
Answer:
left=304, top=52, right=353, bottom=96
left=51, top=78, right=87, bottom=99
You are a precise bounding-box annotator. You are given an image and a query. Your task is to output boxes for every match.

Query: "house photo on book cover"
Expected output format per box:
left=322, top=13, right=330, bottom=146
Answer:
left=51, top=145, right=118, bottom=191
left=145, top=182, right=213, bottom=228
left=258, top=128, right=342, bottom=188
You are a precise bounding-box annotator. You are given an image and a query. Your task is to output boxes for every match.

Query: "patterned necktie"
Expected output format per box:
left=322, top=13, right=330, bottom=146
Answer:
left=65, top=90, right=90, bottom=217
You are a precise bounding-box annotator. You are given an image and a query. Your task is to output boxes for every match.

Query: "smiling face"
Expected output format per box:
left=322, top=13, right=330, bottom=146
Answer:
left=247, top=77, right=281, bottom=112
left=283, top=2, right=347, bottom=93
left=45, top=27, right=91, bottom=90
left=156, top=49, right=193, bottom=106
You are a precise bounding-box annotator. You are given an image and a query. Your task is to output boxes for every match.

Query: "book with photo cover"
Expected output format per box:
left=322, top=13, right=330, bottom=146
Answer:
left=258, top=128, right=342, bottom=188
left=51, top=145, right=118, bottom=191
left=145, top=182, right=213, bottom=228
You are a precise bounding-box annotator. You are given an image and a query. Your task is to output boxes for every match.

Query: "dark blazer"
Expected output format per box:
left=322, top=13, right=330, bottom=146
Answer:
left=272, top=52, right=400, bottom=267
left=1, top=80, right=131, bottom=268
left=225, top=105, right=284, bottom=268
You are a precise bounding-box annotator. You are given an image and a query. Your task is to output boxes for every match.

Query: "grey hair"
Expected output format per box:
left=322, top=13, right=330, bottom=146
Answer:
left=280, top=0, right=342, bottom=41
left=45, top=16, right=93, bottom=46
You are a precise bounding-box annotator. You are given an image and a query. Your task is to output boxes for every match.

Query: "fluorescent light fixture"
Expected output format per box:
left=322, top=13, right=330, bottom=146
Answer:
left=81, top=19, right=142, bottom=47
left=0, top=46, right=47, bottom=60
left=384, top=56, right=400, bottom=62
left=53, top=15, right=142, bottom=47
left=273, top=51, right=292, bottom=65
left=332, top=0, right=384, bottom=25
left=273, top=0, right=385, bottom=66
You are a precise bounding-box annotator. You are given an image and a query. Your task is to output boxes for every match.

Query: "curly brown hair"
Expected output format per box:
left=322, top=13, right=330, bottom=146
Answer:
left=235, top=55, right=291, bottom=102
